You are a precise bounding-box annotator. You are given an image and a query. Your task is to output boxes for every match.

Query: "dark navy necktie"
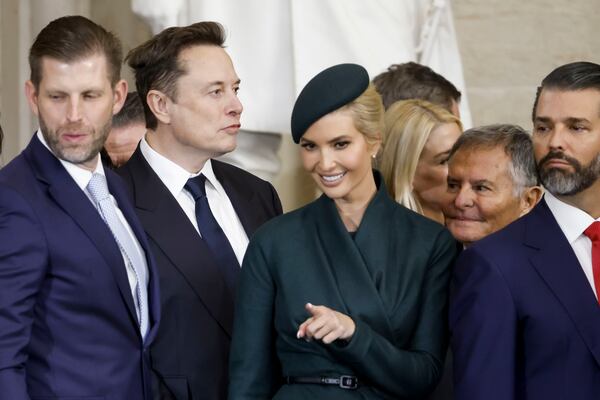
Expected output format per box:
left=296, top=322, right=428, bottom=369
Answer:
left=185, top=174, right=240, bottom=292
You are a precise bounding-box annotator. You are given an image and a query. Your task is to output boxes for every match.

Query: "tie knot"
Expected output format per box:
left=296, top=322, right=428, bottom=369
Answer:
left=87, top=173, right=111, bottom=203
left=185, top=174, right=207, bottom=201
left=584, top=221, right=600, bottom=243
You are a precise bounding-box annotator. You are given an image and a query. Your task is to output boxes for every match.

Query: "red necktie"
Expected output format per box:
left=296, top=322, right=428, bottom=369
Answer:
left=583, top=221, right=600, bottom=305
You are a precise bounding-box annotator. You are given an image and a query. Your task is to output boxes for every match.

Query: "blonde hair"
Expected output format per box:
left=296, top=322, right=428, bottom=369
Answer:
left=380, top=99, right=462, bottom=213
left=340, top=83, right=384, bottom=145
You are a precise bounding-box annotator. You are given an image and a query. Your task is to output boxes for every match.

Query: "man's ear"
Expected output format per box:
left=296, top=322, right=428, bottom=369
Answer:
left=25, top=80, right=40, bottom=116
left=519, top=185, right=544, bottom=217
left=146, top=89, right=171, bottom=125
left=112, top=79, right=128, bottom=115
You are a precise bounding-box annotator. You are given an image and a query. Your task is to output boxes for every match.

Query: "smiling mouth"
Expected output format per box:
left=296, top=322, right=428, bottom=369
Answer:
left=320, top=172, right=346, bottom=184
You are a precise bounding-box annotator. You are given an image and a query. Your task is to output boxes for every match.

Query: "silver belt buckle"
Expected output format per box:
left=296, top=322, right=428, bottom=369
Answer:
left=339, top=375, right=358, bottom=389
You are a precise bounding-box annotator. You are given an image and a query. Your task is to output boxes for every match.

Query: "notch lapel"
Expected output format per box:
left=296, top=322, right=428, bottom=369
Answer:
left=106, top=169, right=161, bottom=343
left=525, top=200, right=600, bottom=367
left=25, top=136, right=140, bottom=332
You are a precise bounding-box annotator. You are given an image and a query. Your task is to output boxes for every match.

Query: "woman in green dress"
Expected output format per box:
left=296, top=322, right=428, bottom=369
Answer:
left=228, top=64, right=459, bottom=399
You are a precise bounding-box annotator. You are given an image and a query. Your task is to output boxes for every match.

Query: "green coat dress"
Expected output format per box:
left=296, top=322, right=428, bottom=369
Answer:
left=229, top=177, right=459, bottom=399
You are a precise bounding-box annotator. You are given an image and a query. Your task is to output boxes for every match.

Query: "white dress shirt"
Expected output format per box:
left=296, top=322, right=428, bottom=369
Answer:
left=140, top=137, right=249, bottom=265
left=36, top=130, right=149, bottom=308
left=545, top=191, right=599, bottom=299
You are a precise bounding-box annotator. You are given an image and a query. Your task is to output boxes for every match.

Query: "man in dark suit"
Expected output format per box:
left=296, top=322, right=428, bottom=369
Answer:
left=0, top=16, right=160, bottom=399
left=450, top=61, right=600, bottom=399
left=118, top=22, right=282, bottom=400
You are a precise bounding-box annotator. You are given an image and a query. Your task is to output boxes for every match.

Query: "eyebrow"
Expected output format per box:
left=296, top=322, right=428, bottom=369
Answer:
left=435, top=150, right=451, bottom=158
left=534, top=116, right=591, bottom=124
left=205, top=79, right=241, bottom=87
left=300, top=134, right=352, bottom=145
left=565, top=117, right=591, bottom=124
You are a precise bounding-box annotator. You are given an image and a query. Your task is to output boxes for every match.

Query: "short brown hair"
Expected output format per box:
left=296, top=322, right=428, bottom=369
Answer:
left=126, top=21, right=226, bottom=130
left=373, top=62, right=461, bottom=111
left=29, top=15, right=123, bottom=90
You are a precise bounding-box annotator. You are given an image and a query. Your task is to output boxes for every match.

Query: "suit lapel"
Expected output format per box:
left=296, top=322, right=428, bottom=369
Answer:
left=525, top=199, right=600, bottom=367
left=125, top=150, right=234, bottom=336
left=309, top=183, right=395, bottom=339
left=24, top=136, right=140, bottom=331
left=212, top=160, right=261, bottom=237
left=106, top=169, right=161, bottom=342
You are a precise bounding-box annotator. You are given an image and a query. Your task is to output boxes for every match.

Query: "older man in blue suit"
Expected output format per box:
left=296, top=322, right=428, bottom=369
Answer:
left=0, top=16, right=159, bottom=399
left=450, top=61, right=600, bottom=399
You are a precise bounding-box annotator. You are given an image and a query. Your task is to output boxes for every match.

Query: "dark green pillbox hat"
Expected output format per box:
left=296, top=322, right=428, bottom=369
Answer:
left=290, top=63, right=369, bottom=143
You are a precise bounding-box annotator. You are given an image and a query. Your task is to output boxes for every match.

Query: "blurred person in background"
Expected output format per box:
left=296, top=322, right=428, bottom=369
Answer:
left=379, top=99, right=462, bottom=225
left=373, top=62, right=462, bottom=117
left=102, top=91, right=146, bottom=168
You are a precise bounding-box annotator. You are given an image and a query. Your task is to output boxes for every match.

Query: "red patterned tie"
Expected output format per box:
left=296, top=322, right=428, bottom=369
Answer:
left=583, top=221, right=600, bottom=305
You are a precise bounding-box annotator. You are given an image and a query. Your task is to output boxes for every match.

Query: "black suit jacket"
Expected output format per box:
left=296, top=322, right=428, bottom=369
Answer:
left=117, top=147, right=282, bottom=400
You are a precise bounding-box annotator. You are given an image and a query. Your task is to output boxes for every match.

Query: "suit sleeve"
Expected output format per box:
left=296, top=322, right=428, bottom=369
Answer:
left=228, top=238, right=281, bottom=400
left=449, top=247, right=517, bottom=400
left=327, top=229, right=458, bottom=399
left=0, top=187, right=48, bottom=400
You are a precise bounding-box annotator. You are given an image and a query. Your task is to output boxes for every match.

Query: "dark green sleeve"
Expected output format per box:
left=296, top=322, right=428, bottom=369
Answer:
left=228, top=238, right=281, bottom=400
left=328, top=229, right=458, bottom=398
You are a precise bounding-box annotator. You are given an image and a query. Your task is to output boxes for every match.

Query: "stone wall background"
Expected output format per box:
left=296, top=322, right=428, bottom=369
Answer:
left=1, top=0, right=599, bottom=210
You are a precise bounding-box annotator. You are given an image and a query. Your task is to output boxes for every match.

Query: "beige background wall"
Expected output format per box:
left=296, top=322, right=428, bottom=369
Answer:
left=1, top=0, right=599, bottom=211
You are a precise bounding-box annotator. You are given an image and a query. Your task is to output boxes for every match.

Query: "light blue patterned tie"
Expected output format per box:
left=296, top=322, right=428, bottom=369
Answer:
left=87, top=173, right=149, bottom=340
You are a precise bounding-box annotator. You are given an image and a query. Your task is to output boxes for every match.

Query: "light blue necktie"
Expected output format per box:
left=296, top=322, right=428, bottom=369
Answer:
left=87, top=173, right=149, bottom=340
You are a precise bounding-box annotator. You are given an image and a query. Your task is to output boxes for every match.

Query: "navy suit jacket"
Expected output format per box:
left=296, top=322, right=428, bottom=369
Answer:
left=117, top=147, right=282, bottom=400
left=450, top=198, right=600, bottom=400
left=0, top=135, right=160, bottom=400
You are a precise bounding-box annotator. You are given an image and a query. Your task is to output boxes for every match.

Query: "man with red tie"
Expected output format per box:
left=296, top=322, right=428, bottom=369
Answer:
left=450, top=61, right=600, bottom=399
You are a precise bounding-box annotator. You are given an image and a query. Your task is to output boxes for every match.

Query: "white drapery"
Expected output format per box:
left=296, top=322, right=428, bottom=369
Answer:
left=131, top=0, right=472, bottom=134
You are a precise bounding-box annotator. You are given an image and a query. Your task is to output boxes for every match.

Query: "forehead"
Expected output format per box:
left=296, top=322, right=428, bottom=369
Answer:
left=449, top=146, right=511, bottom=180
left=177, top=45, right=238, bottom=83
left=302, top=110, right=359, bottom=142
left=425, top=122, right=462, bottom=150
left=535, top=88, right=600, bottom=120
left=38, top=53, right=111, bottom=88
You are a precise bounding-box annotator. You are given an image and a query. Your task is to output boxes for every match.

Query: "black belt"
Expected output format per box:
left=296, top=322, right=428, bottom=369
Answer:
left=284, top=375, right=359, bottom=390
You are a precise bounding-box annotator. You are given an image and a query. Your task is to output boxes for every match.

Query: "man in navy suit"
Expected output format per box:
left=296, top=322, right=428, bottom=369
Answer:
left=450, top=61, right=600, bottom=399
left=118, top=22, right=282, bottom=399
left=0, top=16, right=160, bottom=399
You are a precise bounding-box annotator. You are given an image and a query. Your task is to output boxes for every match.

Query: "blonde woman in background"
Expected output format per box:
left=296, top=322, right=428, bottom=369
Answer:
left=380, top=99, right=462, bottom=224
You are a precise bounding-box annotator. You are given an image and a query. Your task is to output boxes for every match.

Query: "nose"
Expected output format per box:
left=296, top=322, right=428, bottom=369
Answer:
left=546, top=126, right=566, bottom=151
left=317, top=148, right=336, bottom=171
left=226, top=91, right=243, bottom=116
left=454, top=186, right=475, bottom=209
left=66, top=97, right=82, bottom=122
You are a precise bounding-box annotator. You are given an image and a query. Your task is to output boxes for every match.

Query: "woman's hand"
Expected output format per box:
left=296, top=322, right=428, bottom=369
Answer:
left=296, top=303, right=355, bottom=344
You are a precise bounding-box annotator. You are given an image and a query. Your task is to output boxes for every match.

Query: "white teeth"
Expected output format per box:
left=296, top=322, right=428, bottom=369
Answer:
left=321, top=172, right=345, bottom=182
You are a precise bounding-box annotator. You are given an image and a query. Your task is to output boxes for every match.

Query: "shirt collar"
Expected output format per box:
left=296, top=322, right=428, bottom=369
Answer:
left=544, top=191, right=598, bottom=244
left=36, top=129, right=105, bottom=191
left=140, top=136, right=225, bottom=198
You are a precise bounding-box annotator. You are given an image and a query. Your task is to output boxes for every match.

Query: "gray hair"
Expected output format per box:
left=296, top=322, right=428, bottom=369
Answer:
left=448, top=124, right=539, bottom=196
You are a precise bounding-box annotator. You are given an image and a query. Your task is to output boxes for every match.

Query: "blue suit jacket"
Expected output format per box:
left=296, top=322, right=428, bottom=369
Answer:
left=450, top=198, right=600, bottom=400
left=0, top=135, right=160, bottom=400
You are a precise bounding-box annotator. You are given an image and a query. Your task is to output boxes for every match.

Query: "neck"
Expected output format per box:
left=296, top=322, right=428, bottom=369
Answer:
left=146, top=127, right=210, bottom=174
left=555, top=179, right=600, bottom=218
left=334, top=178, right=377, bottom=231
